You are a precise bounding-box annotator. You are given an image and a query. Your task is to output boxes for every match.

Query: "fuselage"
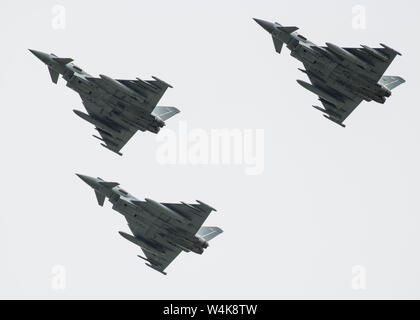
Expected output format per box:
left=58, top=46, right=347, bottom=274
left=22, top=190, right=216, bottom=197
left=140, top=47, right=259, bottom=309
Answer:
left=33, top=50, right=164, bottom=134
left=277, top=29, right=392, bottom=104
left=93, top=181, right=208, bottom=255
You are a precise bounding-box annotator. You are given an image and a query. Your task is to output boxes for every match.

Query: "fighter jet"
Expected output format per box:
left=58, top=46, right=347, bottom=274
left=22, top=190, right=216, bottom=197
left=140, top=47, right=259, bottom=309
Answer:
left=76, top=174, right=223, bottom=275
left=254, top=19, right=405, bottom=127
left=30, top=49, right=179, bottom=155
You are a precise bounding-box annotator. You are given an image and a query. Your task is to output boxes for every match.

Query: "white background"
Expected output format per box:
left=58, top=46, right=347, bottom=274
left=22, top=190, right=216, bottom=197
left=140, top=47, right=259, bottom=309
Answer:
left=0, top=0, right=418, bottom=299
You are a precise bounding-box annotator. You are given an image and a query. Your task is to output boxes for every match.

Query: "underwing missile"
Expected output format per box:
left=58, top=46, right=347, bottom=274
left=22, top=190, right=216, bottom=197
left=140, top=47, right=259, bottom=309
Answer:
left=361, top=45, right=389, bottom=62
left=101, top=143, right=122, bottom=156
left=297, top=80, right=344, bottom=107
left=181, top=202, right=202, bottom=214
left=138, top=255, right=162, bottom=268
left=119, top=231, right=165, bottom=256
left=380, top=43, right=402, bottom=56
left=145, top=198, right=190, bottom=223
left=310, top=46, right=341, bottom=62
left=196, top=200, right=217, bottom=213
left=318, top=98, right=340, bottom=111
left=326, top=42, right=372, bottom=70
left=139, top=257, right=167, bottom=275
left=151, top=76, right=173, bottom=89
left=145, top=263, right=167, bottom=275
left=323, top=115, right=346, bottom=128
left=95, top=128, right=123, bottom=142
left=138, top=255, right=153, bottom=263
left=312, top=105, right=341, bottom=120
left=92, top=135, right=104, bottom=142
left=134, top=77, right=160, bottom=93
left=73, top=109, right=120, bottom=136
left=298, top=68, right=324, bottom=82
left=99, top=74, right=146, bottom=103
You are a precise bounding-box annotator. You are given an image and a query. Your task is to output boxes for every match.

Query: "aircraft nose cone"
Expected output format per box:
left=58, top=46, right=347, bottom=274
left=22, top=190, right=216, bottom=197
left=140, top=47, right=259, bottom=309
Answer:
left=253, top=18, right=275, bottom=33
left=29, top=49, right=51, bottom=64
left=76, top=174, right=97, bottom=188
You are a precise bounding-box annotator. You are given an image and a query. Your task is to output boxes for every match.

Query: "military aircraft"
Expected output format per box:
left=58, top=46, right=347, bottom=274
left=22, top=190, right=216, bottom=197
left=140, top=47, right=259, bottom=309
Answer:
left=30, top=49, right=179, bottom=155
left=254, top=19, right=405, bottom=127
left=76, top=174, right=223, bottom=275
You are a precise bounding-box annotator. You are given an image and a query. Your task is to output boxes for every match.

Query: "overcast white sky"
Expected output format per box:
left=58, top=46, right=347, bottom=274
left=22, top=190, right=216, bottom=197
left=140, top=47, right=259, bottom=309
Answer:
left=0, top=0, right=419, bottom=299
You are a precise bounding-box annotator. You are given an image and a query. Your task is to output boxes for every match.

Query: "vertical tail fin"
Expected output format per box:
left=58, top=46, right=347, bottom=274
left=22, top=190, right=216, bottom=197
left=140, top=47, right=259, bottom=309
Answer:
left=379, top=76, right=406, bottom=91
left=197, top=226, right=223, bottom=242
left=152, top=106, right=180, bottom=121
